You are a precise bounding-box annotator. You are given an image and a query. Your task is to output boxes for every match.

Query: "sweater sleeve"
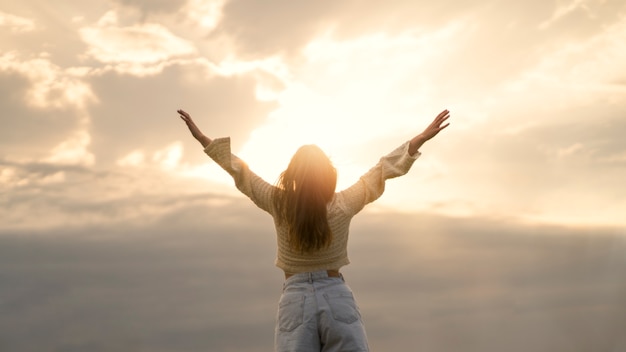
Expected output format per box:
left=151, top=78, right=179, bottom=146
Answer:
left=204, top=137, right=276, bottom=214
left=336, top=141, right=420, bottom=216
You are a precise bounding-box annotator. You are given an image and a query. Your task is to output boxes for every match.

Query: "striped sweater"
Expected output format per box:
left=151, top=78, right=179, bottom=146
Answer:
left=204, top=137, right=420, bottom=273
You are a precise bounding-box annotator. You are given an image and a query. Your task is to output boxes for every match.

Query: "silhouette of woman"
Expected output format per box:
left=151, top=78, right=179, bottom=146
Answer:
left=178, top=108, right=450, bottom=352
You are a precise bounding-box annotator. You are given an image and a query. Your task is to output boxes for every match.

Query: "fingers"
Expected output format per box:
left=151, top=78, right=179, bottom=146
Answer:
left=436, top=109, right=450, bottom=122
left=177, top=109, right=186, bottom=116
left=423, top=110, right=450, bottom=138
left=177, top=109, right=192, bottom=122
left=434, top=109, right=450, bottom=127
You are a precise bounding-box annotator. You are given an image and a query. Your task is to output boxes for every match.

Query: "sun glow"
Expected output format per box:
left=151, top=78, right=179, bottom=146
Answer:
left=237, top=87, right=349, bottom=188
left=172, top=16, right=626, bottom=226
left=236, top=29, right=462, bottom=190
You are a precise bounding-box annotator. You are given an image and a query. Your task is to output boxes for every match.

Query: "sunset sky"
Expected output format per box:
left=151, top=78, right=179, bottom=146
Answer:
left=1, top=0, right=625, bottom=351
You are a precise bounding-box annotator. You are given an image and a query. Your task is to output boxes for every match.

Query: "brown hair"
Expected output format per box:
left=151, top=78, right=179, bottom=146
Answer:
left=274, top=145, right=337, bottom=253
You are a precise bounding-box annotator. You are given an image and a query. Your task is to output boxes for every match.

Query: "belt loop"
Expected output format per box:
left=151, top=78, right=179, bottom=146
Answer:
left=308, top=272, right=313, bottom=283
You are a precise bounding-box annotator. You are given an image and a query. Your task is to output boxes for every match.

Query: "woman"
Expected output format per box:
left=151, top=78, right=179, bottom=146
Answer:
left=177, top=108, right=450, bottom=352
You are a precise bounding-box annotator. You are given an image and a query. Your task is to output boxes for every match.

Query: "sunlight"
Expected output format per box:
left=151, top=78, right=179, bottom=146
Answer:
left=236, top=27, right=465, bottom=190
left=170, top=15, right=626, bottom=226
left=239, top=81, right=403, bottom=190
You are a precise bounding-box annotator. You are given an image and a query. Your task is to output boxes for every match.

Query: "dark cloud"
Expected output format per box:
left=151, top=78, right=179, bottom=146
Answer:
left=0, top=197, right=278, bottom=352
left=347, top=213, right=626, bottom=351
left=87, top=63, right=278, bottom=166
left=1, top=201, right=624, bottom=351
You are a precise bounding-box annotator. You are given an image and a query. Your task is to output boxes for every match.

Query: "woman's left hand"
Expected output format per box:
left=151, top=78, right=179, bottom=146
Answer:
left=408, top=109, right=450, bottom=155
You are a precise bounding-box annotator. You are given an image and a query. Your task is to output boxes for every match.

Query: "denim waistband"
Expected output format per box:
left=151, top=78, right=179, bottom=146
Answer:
left=284, top=270, right=343, bottom=285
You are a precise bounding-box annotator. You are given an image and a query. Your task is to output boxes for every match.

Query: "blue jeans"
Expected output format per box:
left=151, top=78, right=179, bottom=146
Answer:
left=275, top=271, right=370, bottom=352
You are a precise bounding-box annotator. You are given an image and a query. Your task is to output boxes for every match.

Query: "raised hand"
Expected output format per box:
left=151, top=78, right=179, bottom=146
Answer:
left=408, top=109, right=450, bottom=155
left=177, top=109, right=212, bottom=147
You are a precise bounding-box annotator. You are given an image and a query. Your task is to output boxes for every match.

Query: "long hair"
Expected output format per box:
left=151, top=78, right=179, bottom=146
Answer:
left=274, top=145, right=337, bottom=253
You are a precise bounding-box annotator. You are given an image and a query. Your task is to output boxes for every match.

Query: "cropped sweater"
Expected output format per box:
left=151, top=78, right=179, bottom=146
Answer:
left=204, top=137, right=420, bottom=273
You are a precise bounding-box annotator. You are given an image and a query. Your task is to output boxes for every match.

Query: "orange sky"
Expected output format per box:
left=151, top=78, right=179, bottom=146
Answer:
left=2, top=0, right=626, bottom=231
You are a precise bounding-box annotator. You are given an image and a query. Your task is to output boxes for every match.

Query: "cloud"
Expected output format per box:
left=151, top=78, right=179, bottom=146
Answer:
left=0, top=204, right=624, bottom=352
left=43, top=130, right=95, bottom=166
left=116, top=149, right=146, bottom=167
left=538, top=0, right=625, bottom=31
left=348, top=213, right=626, bottom=351
left=365, top=7, right=626, bottom=224
left=84, top=62, right=278, bottom=167
left=0, top=52, right=96, bottom=110
left=539, top=0, right=592, bottom=29
left=78, top=10, right=196, bottom=73
left=0, top=54, right=97, bottom=168
left=212, top=0, right=501, bottom=59
left=214, top=0, right=340, bottom=57
left=0, top=10, right=36, bottom=33
left=151, top=141, right=184, bottom=169
left=513, top=12, right=626, bottom=102
left=0, top=73, right=88, bottom=166
left=0, top=3, right=97, bottom=68
left=112, top=0, right=190, bottom=16
left=397, top=102, right=626, bottom=226
left=182, top=0, right=227, bottom=31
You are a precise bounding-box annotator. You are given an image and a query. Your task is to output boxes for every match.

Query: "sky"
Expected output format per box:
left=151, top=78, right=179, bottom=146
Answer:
left=1, top=0, right=625, bottom=351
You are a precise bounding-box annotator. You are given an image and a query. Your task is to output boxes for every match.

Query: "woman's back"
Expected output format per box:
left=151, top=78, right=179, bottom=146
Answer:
left=203, top=137, right=421, bottom=274
left=177, top=108, right=450, bottom=352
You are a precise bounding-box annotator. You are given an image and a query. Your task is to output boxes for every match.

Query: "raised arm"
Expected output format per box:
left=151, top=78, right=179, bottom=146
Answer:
left=176, top=109, right=276, bottom=214
left=178, top=109, right=212, bottom=147
left=337, top=109, right=451, bottom=215
left=408, top=109, right=450, bottom=155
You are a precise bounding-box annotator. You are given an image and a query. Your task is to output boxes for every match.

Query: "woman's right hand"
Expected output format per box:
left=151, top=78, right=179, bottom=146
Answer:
left=177, top=109, right=212, bottom=147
